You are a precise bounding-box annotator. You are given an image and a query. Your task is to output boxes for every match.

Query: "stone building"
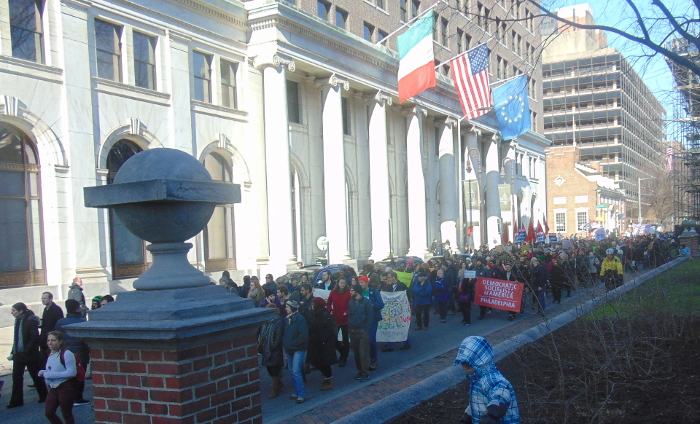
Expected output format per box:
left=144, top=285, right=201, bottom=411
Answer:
left=546, top=144, right=625, bottom=236
left=0, top=0, right=549, bottom=301
left=542, top=4, right=665, bottom=227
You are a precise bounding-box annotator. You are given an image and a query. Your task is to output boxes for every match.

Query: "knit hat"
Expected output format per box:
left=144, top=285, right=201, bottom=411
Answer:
left=358, top=276, right=370, bottom=284
left=351, top=284, right=364, bottom=295
left=312, top=297, right=326, bottom=308
left=92, top=296, right=102, bottom=303
left=286, top=299, right=300, bottom=311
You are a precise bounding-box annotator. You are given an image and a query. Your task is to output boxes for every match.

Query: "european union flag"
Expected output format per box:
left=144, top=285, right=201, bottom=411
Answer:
left=492, top=75, right=531, bottom=140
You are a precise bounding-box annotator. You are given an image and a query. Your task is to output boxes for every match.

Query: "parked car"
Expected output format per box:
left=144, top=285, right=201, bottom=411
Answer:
left=311, top=264, right=358, bottom=287
left=374, top=256, right=425, bottom=271
left=275, top=266, right=321, bottom=285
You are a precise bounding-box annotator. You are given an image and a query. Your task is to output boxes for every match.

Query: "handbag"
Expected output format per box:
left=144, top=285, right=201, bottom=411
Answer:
left=459, top=293, right=470, bottom=303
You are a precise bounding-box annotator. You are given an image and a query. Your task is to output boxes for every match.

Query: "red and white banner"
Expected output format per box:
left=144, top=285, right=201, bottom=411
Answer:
left=474, top=277, right=524, bottom=312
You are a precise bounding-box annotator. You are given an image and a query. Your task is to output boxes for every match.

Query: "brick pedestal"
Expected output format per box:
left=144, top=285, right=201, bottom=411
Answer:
left=66, top=285, right=270, bottom=424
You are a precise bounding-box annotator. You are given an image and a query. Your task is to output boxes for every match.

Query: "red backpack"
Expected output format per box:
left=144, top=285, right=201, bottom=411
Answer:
left=60, top=350, right=86, bottom=383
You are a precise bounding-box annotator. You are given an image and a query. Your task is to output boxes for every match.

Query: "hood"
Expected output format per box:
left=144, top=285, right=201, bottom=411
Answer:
left=70, top=283, right=83, bottom=290
left=453, top=336, right=497, bottom=380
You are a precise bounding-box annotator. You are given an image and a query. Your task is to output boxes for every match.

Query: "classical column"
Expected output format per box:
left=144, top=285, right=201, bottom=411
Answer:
left=464, top=128, right=482, bottom=249
left=317, top=74, right=351, bottom=263
left=437, top=117, right=458, bottom=249
left=367, top=91, right=392, bottom=260
left=255, top=55, right=296, bottom=270
left=485, top=134, right=502, bottom=248
left=403, top=106, right=429, bottom=258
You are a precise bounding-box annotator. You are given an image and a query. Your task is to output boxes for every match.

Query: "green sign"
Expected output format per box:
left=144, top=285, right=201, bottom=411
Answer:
left=596, top=204, right=608, bottom=209
left=463, top=180, right=480, bottom=210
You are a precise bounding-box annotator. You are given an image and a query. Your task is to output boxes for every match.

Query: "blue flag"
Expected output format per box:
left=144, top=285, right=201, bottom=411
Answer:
left=492, top=75, right=531, bottom=140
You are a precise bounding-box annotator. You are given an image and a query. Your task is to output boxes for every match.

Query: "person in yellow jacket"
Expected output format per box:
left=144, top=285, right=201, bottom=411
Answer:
left=600, top=248, right=623, bottom=290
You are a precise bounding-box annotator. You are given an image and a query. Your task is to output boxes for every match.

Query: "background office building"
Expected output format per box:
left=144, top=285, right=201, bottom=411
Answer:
left=542, top=4, right=665, bottom=226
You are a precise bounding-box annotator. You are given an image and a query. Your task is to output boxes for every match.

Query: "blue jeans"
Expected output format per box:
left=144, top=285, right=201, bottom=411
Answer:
left=536, top=289, right=546, bottom=312
left=369, top=322, right=378, bottom=359
left=289, top=350, right=307, bottom=398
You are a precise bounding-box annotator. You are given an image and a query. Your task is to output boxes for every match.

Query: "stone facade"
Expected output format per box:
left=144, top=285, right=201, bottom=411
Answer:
left=0, top=0, right=549, bottom=297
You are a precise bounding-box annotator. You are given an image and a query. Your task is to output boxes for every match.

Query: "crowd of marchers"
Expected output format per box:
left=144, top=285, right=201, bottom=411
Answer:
left=5, top=232, right=688, bottom=422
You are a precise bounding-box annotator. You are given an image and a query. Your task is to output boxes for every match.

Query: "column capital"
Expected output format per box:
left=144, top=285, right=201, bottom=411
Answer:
left=491, top=133, right=500, bottom=143
left=315, top=73, right=350, bottom=90
left=401, top=105, right=427, bottom=117
left=253, top=54, right=296, bottom=72
left=435, top=116, right=459, bottom=128
left=364, top=90, right=393, bottom=106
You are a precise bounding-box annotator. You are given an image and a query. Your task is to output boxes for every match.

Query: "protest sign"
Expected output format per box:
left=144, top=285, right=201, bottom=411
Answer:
left=562, top=239, right=574, bottom=250
left=515, top=229, right=526, bottom=243
left=376, top=291, right=411, bottom=342
left=474, top=277, right=524, bottom=312
left=548, top=234, right=557, bottom=243
left=462, top=270, right=476, bottom=279
left=395, top=271, right=414, bottom=288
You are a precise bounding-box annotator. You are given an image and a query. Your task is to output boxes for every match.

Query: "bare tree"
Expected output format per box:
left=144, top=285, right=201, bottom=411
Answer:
left=641, top=152, right=676, bottom=226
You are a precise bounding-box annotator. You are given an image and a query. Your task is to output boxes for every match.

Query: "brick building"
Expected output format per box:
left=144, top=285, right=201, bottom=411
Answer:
left=546, top=144, right=625, bottom=235
left=542, top=4, right=665, bottom=227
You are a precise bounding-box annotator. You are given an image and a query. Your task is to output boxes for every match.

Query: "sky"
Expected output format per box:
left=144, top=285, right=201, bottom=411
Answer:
left=544, top=0, right=698, bottom=133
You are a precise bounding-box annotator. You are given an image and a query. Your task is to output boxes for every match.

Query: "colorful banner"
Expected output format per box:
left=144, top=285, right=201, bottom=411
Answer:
left=377, top=291, right=411, bottom=343
left=395, top=271, right=414, bottom=288
left=515, top=229, right=526, bottom=243
left=498, top=184, right=512, bottom=211
left=548, top=234, right=557, bottom=243
left=536, top=231, right=545, bottom=243
left=474, top=277, right=524, bottom=312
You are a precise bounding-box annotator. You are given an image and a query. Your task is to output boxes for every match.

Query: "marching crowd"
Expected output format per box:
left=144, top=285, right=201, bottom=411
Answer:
left=5, top=232, right=686, bottom=422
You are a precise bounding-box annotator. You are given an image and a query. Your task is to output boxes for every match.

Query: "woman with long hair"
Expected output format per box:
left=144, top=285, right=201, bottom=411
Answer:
left=39, top=331, right=77, bottom=424
left=327, top=277, right=351, bottom=367
left=248, top=277, right=264, bottom=306
left=457, top=278, right=473, bottom=326
left=549, top=258, right=567, bottom=304
left=306, top=298, right=337, bottom=391
left=258, top=304, right=285, bottom=399
left=8, top=302, right=47, bottom=408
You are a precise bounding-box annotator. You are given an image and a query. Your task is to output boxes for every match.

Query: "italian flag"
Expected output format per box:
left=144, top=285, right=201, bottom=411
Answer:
left=397, top=10, right=436, bottom=103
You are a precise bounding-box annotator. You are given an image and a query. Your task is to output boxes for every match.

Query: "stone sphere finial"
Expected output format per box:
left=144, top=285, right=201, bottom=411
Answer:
left=84, top=148, right=240, bottom=290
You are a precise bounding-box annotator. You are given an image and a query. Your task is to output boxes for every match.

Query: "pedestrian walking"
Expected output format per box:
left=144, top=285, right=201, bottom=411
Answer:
left=326, top=277, right=351, bottom=367
left=54, top=300, right=90, bottom=406
left=39, top=331, right=77, bottom=424
left=348, top=284, right=372, bottom=383
left=306, top=298, right=337, bottom=391
left=7, top=302, right=48, bottom=408
left=283, top=300, right=308, bottom=404
left=258, top=303, right=285, bottom=399
left=412, top=272, right=432, bottom=330
left=39, top=293, right=64, bottom=363
left=454, top=336, right=520, bottom=424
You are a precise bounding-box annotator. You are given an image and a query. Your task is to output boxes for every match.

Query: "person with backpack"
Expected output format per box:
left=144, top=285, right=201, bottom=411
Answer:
left=55, top=299, right=90, bottom=406
left=39, top=331, right=79, bottom=424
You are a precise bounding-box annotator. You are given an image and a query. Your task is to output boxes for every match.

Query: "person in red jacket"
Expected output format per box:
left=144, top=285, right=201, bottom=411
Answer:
left=327, top=277, right=351, bottom=367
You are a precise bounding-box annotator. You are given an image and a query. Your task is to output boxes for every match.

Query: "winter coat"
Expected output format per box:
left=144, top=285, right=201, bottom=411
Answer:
left=454, top=336, right=520, bottom=424
left=258, top=314, right=285, bottom=368
left=327, top=289, right=351, bottom=326
left=600, top=257, right=623, bottom=276
left=40, top=302, right=64, bottom=347
left=67, top=283, right=87, bottom=312
left=432, top=277, right=451, bottom=302
left=549, top=265, right=569, bottom=288
left=306, top=308, right=338, bottom=368
left=348, top=296, right=373, bottom=331
left=283, top=312, right=308, bottom=354
left=530, top=264, right=548, bottom=291
left=363, top=288, right=385, bottom=322
left=458, top=279, right=473, bottom=303
left=54, top=313, right=90, bottom=364
left=412, top=281, right=433, bottom=305
left=11, top=310, right=41, bottom=363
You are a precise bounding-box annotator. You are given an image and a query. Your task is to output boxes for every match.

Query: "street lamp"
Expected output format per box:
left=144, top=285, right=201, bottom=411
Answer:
left=638, top=176, right=654, bottom=224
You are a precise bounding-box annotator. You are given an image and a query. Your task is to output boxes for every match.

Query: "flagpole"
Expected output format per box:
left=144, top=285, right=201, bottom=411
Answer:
left=489, top=73, right=522, bottom=88
left=434, top=41, right=491, bottom=70
left=376, top=0, right=447, bottom=45
left=461, top=106, right=493, bottom=121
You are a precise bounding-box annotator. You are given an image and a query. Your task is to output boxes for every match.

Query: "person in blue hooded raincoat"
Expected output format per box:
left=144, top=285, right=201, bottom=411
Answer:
left=454, top=336, right=520, bottom=424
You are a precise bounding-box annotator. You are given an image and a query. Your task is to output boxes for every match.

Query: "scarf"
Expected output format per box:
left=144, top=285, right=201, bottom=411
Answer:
left=12, top=314, right=26, bottom=355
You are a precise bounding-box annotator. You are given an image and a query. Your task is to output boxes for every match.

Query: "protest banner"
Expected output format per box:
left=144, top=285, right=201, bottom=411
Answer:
left=462, top=270, right=476, bottom=279
left=515, top=229, right=526, bottom=243
left=474, top=277, right=524, bottom=312
left=562, top=239, right=574, bottom=250
left=548, top=234, right=557, bottom=244
left=376, top=291, right=411, bottom=342
left=395, top=271, right=414, bottom=288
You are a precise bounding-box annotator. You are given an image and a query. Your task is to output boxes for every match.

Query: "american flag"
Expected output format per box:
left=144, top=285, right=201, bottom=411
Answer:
left=451, top=43, right=493, bottom=120
left=666, top=146, right=674, bottom=171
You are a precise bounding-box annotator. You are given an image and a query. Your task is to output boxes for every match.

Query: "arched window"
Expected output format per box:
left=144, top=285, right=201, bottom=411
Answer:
left=203, top=152, right=236, bottom=271
left=107, top=139, right=150, bottom=279
left=0, top=123, right=44, bottom=288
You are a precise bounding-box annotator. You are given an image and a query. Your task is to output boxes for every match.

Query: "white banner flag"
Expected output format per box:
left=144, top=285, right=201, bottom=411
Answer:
left=376, top=291, right=411, bottom=343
